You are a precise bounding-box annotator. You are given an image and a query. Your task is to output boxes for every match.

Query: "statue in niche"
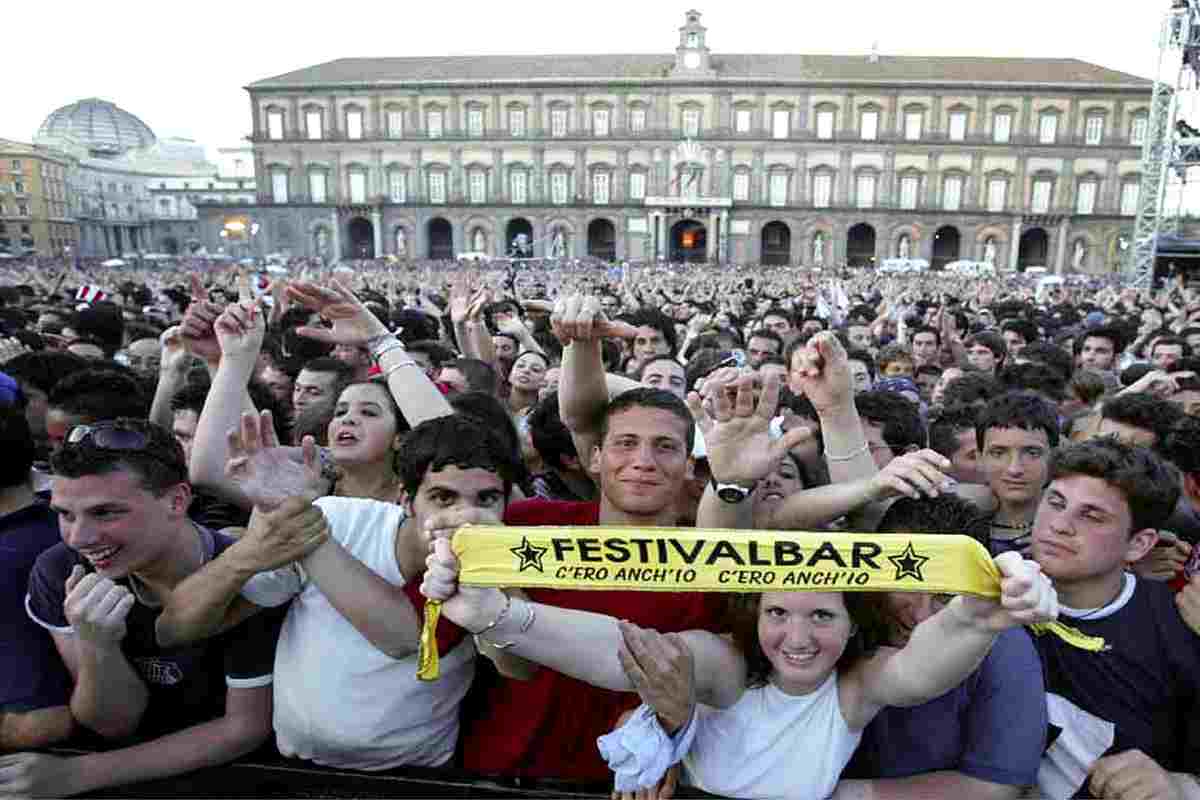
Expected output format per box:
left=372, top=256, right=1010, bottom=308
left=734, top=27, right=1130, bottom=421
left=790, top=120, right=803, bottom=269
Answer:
left=315, top=228, right=328, bottom=257
left=551, top=229, right=566, bottom=258
left=395, top=228, right=407, bottom=257
left=813, top=233, right=825, bottom=265
left=1073, top=240, right=1085, bottom=270
left=984, top=239, right=997, bottom=265
left=473, top=230, right=486, bottom=253
left=898, top=236, right=910, bottom=259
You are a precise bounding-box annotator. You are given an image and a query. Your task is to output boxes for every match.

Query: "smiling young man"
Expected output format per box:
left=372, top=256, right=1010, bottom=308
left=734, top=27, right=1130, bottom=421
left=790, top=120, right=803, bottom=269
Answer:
left=1029, top=439, right=1200, bottom=800
left=5, top=419, right=279, bottom=797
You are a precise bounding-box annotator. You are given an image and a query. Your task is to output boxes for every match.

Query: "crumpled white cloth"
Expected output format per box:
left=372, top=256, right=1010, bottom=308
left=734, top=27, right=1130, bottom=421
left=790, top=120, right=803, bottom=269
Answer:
left=596, top=703, right=697, bottom=792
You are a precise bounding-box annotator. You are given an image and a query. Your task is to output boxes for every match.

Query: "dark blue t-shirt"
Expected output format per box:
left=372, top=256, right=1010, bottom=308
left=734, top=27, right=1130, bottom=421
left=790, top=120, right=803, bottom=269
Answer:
left=844, top=627, right=1047, bottom=787
left=0, top=501, right=71, bottom=712
left=26, top=526, right=282, bottom=740
left=1034, top=574, right=1200, bottom=799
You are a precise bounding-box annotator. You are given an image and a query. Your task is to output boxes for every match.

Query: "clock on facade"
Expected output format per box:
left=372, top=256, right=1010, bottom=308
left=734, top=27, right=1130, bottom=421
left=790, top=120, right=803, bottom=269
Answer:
left=683, top=52, right=700, bottom=69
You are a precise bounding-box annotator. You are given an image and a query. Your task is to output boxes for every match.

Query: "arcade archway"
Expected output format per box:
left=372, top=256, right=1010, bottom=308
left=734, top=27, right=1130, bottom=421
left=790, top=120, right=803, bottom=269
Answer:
left=1018, top=227, right=1050, bottom=271
left=587, top=219, right=617, bottom=261
left=846, top=223, right=876, bottom=268
left=670, top=219, right=707, bottom=263
left=428, top=217, right=454, bottom=260
left=348, top=217, right=374, bottom=259
left=506, top=218, right=534, bottom=257
left=761, top=221, right=791, bottom=266
left=931, top=225, right=961, bottom=270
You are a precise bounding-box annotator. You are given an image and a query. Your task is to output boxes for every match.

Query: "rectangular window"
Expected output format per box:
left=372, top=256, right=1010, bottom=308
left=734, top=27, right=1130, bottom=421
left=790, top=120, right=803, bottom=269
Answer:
left=267, top=111, right=284, bottom=140
left=942, top=176, right=963, bottom=211
left=682, top=108, right=700, bottom=138
left=10, top=159, right=20, bottom=170
left=860, top=111, right=878, bottom=141
left=1131, top=116, right=1148, bottom=146
left=905, top=112, right=923, bottom=141
left=387, top=110, right=404, bottom=139
left=993, top=112, right=1012, bottom=144
left=1121, top=182, right=1140, bottom=216
left=1032, top=179, right=1052, bottom=213
left=735, top=108, right=752, bottom=133
left=593, top=172, right=610, bottom=204
left=1081, top=116, right=1103, bottom=146
left=856, top=174, right=876, bottom=209
left=427, top=110, right=443, bottom=138
left=511, top=171, right=528, bottom=204
left=551, top=108, right=568, bottom=138
left=309, top=172, right=327, bottom=203
left=594, top=108, right=611, bottom=137
left=551, top=172, right=569, bottom=204
left=629, top=172, right=646, bottom=200
left=389, top=172, right=407, bottom=203
left=469, top=172, right=486, bottom=203
left=629, top=108, right=646, bottom=134
left=346, top=110, right=363, bottom=140
left=467, top=109, right=484, bottom=138
left=1076, top=181, right=1097, bottom=214
left=17, top=203, right=29, bottom=216
left=271, top=172, right=288, bottom=204
left=900, top=176, right=919, bottom=210
left=772, top=109, right=790, bottom=139
left=509, top=108, right=526, bottom=137
left=813, top=173, right=832, bottom=207
left=769, top=173, right=788, bottom=207
left=817, top=110, right=835, bottom=140
left=349, top=172, right=367, bottom=204
left=428, top=173, right=446, bottom=203
left=306, top=111, right=322, bottom=140
left=733, top=172, right=750, bottom=201
left=987, top=178, right=1007, bottom=212
left=13, top=181, right=24, bottom=194
left=949, top=111, right=967, bottom=141
left=1039, top=114, right=1058, bottom=144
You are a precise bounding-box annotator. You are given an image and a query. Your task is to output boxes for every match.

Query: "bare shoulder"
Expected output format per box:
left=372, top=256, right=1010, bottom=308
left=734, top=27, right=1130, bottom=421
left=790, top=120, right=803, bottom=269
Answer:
left=837, top=644, right=900, bottom=731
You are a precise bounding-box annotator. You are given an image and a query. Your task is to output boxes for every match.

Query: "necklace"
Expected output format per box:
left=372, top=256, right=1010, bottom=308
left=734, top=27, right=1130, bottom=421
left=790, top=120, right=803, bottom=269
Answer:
left=990, top=520, right=1032, bottom=531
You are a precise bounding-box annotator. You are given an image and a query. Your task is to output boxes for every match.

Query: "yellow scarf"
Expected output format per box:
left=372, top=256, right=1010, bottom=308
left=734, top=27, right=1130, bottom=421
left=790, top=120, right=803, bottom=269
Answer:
left=418, top=526, right=1103, bottom=680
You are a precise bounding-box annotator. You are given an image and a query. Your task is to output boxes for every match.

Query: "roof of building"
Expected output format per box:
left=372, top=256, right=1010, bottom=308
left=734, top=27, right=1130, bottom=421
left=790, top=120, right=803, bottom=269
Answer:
left=37, top=98, right=156, bottom=156
left=248, top=54, right=1151, bottom=90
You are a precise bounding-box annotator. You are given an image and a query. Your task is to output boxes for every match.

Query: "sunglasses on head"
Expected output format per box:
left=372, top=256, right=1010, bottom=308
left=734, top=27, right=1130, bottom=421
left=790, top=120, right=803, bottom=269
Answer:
left=66, top=421, right=153, bottom=452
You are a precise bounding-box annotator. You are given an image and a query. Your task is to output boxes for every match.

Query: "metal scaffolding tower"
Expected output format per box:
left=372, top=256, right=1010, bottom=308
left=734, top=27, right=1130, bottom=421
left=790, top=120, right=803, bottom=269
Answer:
left=1127, top=1, right=1200, bottom=286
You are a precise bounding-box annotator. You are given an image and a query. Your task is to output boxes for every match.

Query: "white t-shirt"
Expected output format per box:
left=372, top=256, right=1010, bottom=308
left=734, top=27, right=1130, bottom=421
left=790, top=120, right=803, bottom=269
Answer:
left=684, top=672, right=861, bottom=800
left=241, top=496, right=475, bottom=770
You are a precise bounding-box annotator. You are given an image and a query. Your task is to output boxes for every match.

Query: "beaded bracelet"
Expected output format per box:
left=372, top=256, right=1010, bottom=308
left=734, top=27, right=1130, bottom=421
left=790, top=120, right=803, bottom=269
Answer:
left=824, top=442, right=870, bottom=462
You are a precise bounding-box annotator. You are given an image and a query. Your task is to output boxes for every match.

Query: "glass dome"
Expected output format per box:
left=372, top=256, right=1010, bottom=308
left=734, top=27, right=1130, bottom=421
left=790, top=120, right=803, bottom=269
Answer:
left=37, top=98, right=156, bottom=155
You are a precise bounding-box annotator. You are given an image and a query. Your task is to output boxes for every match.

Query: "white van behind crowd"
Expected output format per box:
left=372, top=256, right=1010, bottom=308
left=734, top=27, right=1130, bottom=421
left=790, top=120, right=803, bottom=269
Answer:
left=879, top=258, right=930, bottom=274
left=946, top=260, right=997, bottom=277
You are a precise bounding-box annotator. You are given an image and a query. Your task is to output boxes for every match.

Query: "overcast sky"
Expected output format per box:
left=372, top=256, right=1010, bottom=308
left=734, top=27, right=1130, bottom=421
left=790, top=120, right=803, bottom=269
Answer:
left=1, top=1, right=1179, bottom=154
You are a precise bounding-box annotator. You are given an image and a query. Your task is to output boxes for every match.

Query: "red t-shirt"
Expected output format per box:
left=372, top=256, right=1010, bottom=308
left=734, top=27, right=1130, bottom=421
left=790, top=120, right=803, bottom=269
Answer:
left=461, top=498, right=726, bottom=781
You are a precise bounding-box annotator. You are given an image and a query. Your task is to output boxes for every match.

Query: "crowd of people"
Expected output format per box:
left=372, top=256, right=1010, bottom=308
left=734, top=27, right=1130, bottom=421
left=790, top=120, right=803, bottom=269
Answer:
left=0, top=253, right=1198, bottom=799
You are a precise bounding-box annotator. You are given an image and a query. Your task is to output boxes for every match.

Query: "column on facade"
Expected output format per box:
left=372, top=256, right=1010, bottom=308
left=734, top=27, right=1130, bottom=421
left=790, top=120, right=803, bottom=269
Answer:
left=250, top=96, right=262, bottom=139
left=880, top=151, right=895, bottom=208
left=450, top=147, right=463, bottom=202
left=576, top=92, right=586, bottom=135
left=290, top=97, right=300, bottom=138
left=720, top=211, right=731, bottom=264
left=925, top=153, right=941, bottom=210
left=575, top=147, right=587, bottom=203
left=752, top=149, right=766, bottom=204
left=532, top=147, right=545, bottom=203
left=255, top=152, right=268, bottom=203
left=1060, top=157, right=1076, bottom=214
left=373, top=149, right=384, bottom=203
left=756, top=92, right=767, bottom=134
left=328, top=95, right=339, bottom=138
left=1054, top=217, right=1070, bottom=274
left=371, top=95, right=382, bottom=138
left=656, top=212, right=667, bottom=261
left=1103, top=158, right=1121, bottom=214
left=717, top=91, right=732, bottom=131
left=492, top=93, right=502, bottom=135
left=1014, top=155, right=1028, bottom=212
left=708, top=149, right=721, bottom=197
left=616, top=148, right=629, bottom=204
left=330, top=210, right=341, bottom=261
left=841, top=93, right=855, bottom=137
left=371, top=209, right=383, bottom=257
left=1009, top=217, right=1022, bottom=271
left=723, top=147, right=734, bottom=196
left=533, top=92, right=544, bottom=136
left=1066, top=98, right=1080, bottom=144
left=450, top=94, right=461, bottom=136
left=292, top=149, right=305, bottom=201
left=968, top=153, right=984, bottom=210
left=707, top=210, right=719, bottom=262
left=887, top=92, right=900, bottom=136
left=837, top=149, right=852, bottom=207
left=615, top=90, right=628, bottom=133
left=410, top=93, right=422, bottom=136
left=1020, top=96, right=1033, bottom=141
left=413, top=148, right=424, bottom=203
left=796, top=90, right=810, bottom=134
left=931, top=95, right=943, bottom=135
left=493, top=148, right=505, bottom=202
left=332, top=152, right=344, bottom=204
left=1113, top=100, right=1126, bottom=143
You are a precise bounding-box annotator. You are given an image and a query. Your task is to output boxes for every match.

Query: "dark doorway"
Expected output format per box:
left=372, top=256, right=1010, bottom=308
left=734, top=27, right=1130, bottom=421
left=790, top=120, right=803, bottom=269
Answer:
left=931, top=225, right=960, bottom=271
left=161, top=237, right=179, bottom=255
left=1018, top=228, right=1049, bottom=271
left=428, top=218, right=454, bottom=260
left=506, top=218, right=534, bottom=258
left=761, top=221, right=791, bottom=266
left=348, top=217, right=374, bottom=259
left=846, top=223, right=876, bottom=268
left=587, top=219, right=617, bottom=261
left=670, top=219, right=707, bottom=263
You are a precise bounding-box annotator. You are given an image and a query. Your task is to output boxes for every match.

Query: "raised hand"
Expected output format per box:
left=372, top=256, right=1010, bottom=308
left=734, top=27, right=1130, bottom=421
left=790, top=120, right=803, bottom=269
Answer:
left=63, top=565, right=135, bottom=645
left=233, top=497, right=330, bottom=574
left=287, top=279, right=390, bottom=345
left=786, top=331, right=854, bottom=416
left=213, top=300, right=265, bottom=362
left=551, top=293, right=638, bottom=346
left=866, top=449, right=955, bottom=502
left=158, top=326, right=191, bottom=377
left=957, top=552, right=1058, bottom=632
left=687, top=369, right=813, bottom=487
left=180, top=274, right=224, bottom=363
left=421, top=535, right=506, bottom=634
left=617, top=622, right=696, bottom=735
left=224, top=409, right=331, bottom=510
left=0, top=336, right=31, bottom=365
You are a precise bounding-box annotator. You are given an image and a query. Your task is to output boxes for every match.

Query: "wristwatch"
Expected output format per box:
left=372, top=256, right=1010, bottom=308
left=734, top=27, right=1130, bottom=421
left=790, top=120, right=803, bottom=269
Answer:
left=710, top=477, right=756, bottom=504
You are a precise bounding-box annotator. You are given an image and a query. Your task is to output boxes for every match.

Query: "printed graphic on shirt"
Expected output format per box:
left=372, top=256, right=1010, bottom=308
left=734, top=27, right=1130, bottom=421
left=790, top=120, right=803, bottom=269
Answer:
left=1038, top=693, right=1115, bottom=800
